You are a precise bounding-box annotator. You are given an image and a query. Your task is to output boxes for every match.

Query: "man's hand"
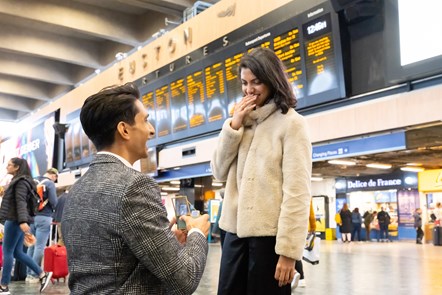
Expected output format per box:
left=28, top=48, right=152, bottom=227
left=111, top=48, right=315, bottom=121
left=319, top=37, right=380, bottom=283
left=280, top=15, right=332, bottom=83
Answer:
left=181, top=214, right=210, bottom=237
left=169, top=216, right=188, bottom=244
left=274, top=255, right=296, bottom=287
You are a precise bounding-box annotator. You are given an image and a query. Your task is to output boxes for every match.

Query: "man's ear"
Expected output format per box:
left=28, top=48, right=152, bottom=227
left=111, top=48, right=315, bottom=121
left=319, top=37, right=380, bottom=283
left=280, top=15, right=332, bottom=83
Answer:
left=116, top=122, right=130, bottom=140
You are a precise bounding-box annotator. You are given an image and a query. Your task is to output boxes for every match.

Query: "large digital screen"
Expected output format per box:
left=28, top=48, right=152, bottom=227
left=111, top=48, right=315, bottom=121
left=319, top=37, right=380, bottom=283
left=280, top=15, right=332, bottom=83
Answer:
left=155, top=85, right=172, bottom=137
left=186, top=70, right=206, bottom=129
left=65, top=110, right=96, bottom=168
left=0, top=113, right=56, bottom=180
left=386, top=0, right=442, bottom=83
left=170, top=78, right=188, bottom=133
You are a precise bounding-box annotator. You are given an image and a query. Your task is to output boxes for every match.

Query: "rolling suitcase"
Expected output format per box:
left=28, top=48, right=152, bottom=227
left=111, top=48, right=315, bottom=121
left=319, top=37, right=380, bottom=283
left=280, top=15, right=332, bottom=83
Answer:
left=44, top=223, right=69, bottom=281
left=433, top=226, right=442, bottom=246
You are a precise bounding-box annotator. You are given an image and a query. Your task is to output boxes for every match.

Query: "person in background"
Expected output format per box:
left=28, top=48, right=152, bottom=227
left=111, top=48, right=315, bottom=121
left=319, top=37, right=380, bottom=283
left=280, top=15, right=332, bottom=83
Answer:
left=213, top=189, right=226, bottom=248
left=26, top=168, right=58, bottom=282
left=0, top=186, right=4, bottom=240
left=413, top=208, right=424, bottom=244
left=339, top=204, right=352, bottom=243
left=52, top=189, right=69, bottom=246
left=435, top=202, right=442, bottom=225
left=377, top=207, right=391, bottom=242
left=351, top=208, right=362, bottom=242
left=211, top=47, right=312, bottom=295
left=0, top=157, right=52, bottom=294
left=62, top=82, right=210, bottom=294
left=363, top=210, right=376, bottom=242
left=294, top=200, right=316, bottom=289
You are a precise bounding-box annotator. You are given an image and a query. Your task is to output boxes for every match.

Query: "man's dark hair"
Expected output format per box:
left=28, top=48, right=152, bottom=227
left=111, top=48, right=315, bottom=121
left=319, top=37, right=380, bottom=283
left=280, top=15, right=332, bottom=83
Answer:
left=10, top=157, right=32, bottom=179
left=80, top=82, right=140, bottom=150
left=239, top=47, right=297, bottom=114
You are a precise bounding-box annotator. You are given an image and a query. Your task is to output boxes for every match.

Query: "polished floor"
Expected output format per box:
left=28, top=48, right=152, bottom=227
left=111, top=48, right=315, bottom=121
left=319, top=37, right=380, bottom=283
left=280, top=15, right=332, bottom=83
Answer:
left=2, top=240, right=441, bottom=294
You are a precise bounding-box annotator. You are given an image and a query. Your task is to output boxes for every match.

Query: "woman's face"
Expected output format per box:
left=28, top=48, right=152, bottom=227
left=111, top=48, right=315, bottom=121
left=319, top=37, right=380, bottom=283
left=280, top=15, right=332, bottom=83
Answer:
left=6, top=160, right=19, bottom=176
left=240, top=67, right=271, bottom=108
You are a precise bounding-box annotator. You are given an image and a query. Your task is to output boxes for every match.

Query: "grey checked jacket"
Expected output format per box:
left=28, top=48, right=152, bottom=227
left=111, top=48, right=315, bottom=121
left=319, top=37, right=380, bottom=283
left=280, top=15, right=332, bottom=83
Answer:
left=61, top=154, right=208, bottom=295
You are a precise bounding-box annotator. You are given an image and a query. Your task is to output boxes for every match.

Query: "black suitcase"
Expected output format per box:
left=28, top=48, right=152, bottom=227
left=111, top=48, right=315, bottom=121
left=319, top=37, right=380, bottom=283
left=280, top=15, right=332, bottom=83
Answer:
left=433, top=226, right=442, bottom=246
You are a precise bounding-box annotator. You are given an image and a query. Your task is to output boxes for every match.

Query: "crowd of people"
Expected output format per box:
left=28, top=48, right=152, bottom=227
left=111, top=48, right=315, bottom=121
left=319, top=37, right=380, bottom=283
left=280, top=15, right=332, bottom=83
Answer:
left=336, top=204, right=397, bottom=243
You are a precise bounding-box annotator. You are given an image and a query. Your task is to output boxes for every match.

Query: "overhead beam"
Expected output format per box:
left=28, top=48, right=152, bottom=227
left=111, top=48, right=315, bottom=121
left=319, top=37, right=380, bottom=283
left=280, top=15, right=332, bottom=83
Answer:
left=0, top=94, right=35, bottom=112
left=0, top=109, right=18, bottom=121
left=0, top=0, right=152, bottom=46
left=0, top=51, right=85, bottom=85
left=0, top=74, right=53, bottom=100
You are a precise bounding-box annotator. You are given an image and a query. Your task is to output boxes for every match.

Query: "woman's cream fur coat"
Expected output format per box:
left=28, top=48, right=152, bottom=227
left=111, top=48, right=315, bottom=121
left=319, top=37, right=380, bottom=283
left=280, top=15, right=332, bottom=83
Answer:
left=211, top=102, right=312, bottom=260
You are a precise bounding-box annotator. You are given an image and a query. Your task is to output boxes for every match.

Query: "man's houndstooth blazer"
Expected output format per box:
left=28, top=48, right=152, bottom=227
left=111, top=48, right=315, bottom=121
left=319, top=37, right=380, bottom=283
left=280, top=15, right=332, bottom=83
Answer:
left=62, top=154, right=208, bottom=295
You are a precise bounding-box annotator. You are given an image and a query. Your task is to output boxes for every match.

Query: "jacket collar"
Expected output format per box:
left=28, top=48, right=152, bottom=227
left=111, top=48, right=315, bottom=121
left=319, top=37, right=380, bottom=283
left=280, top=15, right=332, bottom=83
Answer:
left=243, top=101, right=278, bottom=127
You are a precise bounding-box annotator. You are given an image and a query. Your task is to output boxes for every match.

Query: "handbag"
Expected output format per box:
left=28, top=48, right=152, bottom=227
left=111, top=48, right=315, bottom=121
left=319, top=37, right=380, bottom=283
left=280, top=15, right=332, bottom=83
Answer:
left=303, top=236, right=320, bottom=265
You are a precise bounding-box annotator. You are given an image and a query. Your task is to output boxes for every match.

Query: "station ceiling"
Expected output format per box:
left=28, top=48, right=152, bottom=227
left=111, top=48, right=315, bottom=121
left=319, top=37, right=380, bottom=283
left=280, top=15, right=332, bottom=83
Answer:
left=0, top=0, right=218, bottom=122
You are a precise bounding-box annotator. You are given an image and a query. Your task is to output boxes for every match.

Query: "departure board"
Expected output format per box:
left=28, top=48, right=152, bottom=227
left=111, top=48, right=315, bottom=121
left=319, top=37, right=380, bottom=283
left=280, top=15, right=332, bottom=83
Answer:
left=141, top=91, right=156, bottom=130
left=155, top=85, right=171, bottom=137
left=186, top=70, right=206, bottom=128
left=273, top=28, right=304, bottom=98
left=204, top=62, right=226, bottom=123
left=303, top=13, right=338, bottom=96
left=225, top=52, right=244, bottom=116
left=170, top=78, right=188, bottom=133
left=134, top=1, right=344, bottom=147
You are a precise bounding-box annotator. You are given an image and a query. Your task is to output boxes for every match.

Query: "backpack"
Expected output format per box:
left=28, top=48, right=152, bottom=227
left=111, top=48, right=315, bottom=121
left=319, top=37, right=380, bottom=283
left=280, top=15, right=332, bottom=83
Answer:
left=34, top=178, right=51, bottom=211
left=378, top=211, right=386, bottom=224
left=12, top=176, right=41, bottom=217
left=335, top=212, right=342, bottom=225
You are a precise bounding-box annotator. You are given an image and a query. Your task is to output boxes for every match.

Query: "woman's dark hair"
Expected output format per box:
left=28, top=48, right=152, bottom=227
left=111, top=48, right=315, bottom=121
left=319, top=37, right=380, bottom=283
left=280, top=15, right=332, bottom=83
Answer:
left=239, top=47, right=297, bottom=113
left=80, top=82, right=140, bottom=150
left=10, top=157, right=32, bottom=179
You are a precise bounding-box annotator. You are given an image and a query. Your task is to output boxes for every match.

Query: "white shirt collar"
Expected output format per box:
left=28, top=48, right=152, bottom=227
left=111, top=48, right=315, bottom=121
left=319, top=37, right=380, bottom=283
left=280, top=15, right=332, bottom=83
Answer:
left=97, top=151, right=133, bottom=168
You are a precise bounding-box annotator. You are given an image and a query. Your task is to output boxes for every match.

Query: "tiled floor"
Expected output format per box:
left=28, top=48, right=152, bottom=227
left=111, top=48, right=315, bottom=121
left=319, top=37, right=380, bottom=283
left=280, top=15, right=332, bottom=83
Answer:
left=3, top=240, right=442, bottom=294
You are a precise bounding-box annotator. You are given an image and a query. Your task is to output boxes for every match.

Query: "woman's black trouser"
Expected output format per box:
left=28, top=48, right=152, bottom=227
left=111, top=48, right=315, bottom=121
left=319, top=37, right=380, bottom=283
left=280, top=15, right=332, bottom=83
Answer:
left=217, top=232, right=291, bottom=295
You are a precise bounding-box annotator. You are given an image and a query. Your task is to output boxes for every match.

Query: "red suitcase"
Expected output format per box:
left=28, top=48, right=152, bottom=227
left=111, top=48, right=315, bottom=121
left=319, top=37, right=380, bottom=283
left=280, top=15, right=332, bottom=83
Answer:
left=44, top=244, right=68, bottom=281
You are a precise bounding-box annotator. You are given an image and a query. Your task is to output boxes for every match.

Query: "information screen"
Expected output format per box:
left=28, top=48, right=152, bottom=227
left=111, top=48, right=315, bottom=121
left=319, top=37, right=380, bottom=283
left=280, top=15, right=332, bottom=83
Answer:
left=204, top=62, right=226, bottom=123
left=186, top=70, right=206, bottom=128
left=155, top=85, right=171, bottom=137
left=225, top=52, right=244, bottom=116
left=141, top=91, right=156, bottom=129
left=170, top=78, right=188, bottom=133
left=273, top=27, right=304, bottom=98
left=303, top=13, right=338, bottom=96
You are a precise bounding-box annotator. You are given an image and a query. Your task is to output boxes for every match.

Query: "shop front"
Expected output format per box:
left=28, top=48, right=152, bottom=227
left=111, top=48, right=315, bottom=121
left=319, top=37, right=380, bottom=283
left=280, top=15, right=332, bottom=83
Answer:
left=418, top=169, right=442, bottom=243
left=335, top=172, right=419, bottom=241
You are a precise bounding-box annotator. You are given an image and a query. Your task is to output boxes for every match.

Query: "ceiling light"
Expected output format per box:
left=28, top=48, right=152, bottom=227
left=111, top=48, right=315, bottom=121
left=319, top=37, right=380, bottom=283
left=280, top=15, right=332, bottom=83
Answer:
left=311, top=177, right=324, bottom=182
left=328, top=159, right=356, bottom=166
left=212, top=182, right=223, bottom=187
left=406, top=163, right=422, bottom=166
left=170, top=180, right=180, bottom=185
left=366, top=163, right=392, bottom=169
left=161, top=187, right=180, bottom=192
left=400, top=167, right=425, bottom=172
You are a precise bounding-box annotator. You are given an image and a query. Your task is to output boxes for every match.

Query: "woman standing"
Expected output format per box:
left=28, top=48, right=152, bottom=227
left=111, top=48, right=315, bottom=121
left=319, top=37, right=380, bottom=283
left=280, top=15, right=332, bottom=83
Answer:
left=413, top=208, right=423, bottom=244
left=351, top=208, right=362, bottom=241
left=212, top=47, right=312, bottom=295
left=0, top=158, right=52, bottom=294
left=340, top=204, right=352, bottom=243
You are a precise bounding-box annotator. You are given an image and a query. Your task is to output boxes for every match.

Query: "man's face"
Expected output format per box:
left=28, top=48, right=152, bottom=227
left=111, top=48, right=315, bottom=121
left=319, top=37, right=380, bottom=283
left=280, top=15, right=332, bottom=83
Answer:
left=127, top=100, right=155, bottom=161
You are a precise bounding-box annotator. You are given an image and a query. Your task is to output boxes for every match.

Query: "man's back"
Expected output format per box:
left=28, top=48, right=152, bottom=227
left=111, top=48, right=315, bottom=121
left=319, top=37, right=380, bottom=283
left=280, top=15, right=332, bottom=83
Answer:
left=62, top=154, right=208, bottom=295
